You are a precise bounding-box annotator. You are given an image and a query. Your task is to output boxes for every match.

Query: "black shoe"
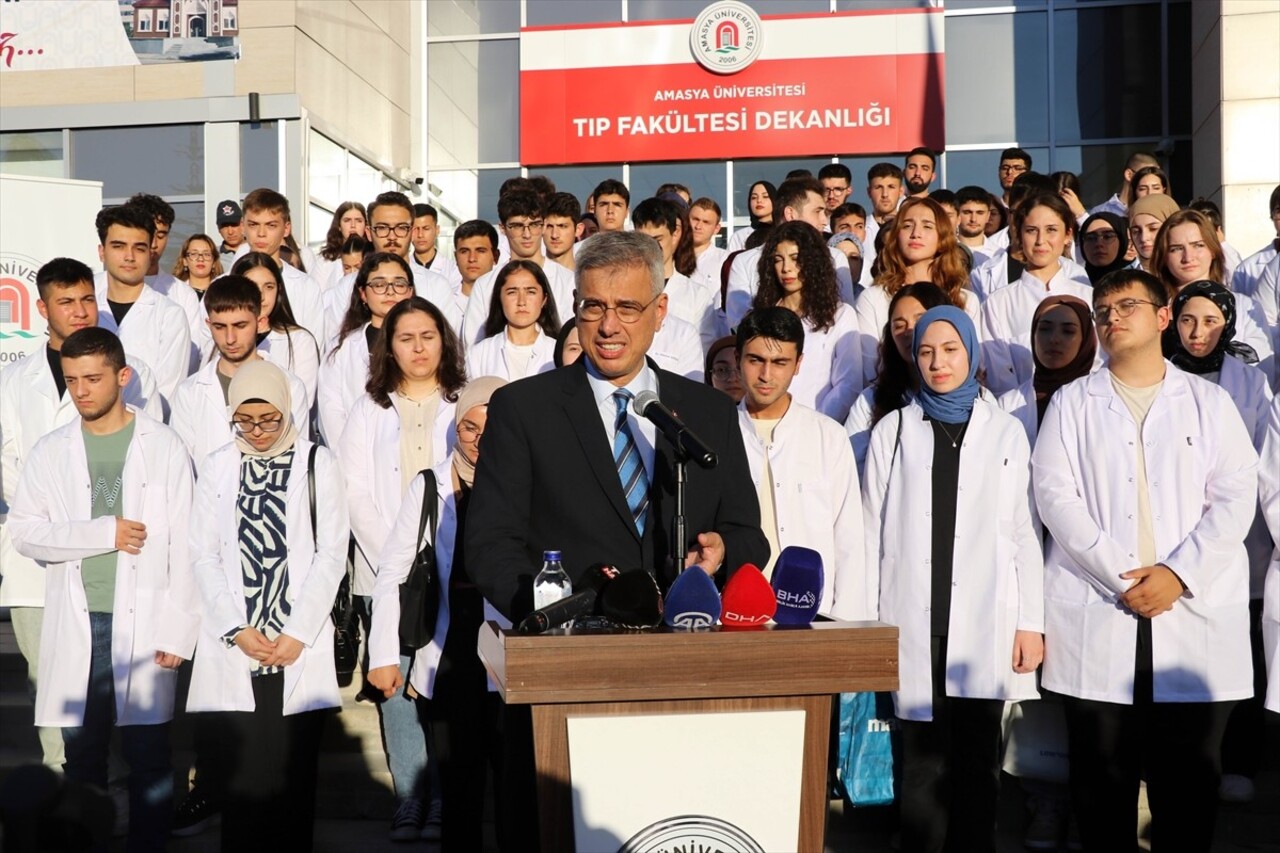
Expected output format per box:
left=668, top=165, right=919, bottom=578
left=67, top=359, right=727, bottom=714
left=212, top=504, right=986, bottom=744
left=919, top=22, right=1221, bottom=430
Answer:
left=172, top=789, right=221, bottom=837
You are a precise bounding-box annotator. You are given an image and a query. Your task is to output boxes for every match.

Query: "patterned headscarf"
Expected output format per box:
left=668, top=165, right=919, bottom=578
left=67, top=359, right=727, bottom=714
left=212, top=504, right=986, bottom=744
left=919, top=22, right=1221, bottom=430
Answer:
left=1166, top=280, right=1258, bottom=374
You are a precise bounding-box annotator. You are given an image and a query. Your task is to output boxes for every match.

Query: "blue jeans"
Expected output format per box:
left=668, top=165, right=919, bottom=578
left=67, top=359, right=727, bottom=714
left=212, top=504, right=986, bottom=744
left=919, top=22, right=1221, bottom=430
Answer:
left=62, top=612, right=173, bottom=852
left=357, top=595, right=433, bottom=802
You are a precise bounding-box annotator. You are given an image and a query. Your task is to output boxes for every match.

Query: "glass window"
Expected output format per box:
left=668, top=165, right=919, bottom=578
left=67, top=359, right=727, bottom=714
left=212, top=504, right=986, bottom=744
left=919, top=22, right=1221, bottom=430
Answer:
left=241, top=122, right=279, bottom=195
left=72, top=125, right=204, bottom=197
left=348, top=152, right=397, bottom=210
left=0, top=131, right=64, bottom=179
left=527, top=1, right=622, bottom=27
left=478, top=41, right=519, bottom=164
left=945, top=0, right=1045, bottom=8
left=631, top=0, right=828, bottom=17
left=535, top=165, right=625, bottom=212
left=836, top=0, right=935, bottom=9
left=944, top=12, right=1049, bottom=145
left=477, top=169, right=523, bottom=226
left=427, top=167, right=521, bottom=225
left=942, top=148, right=1049, bottom=201
left=309, top=131, right=346, bottom=208
left=162, top=201, right=206, bottom=272
left=628, top=162, right=727, bottom=210
left=1054, top=143, right=1191, bottom=211
left=1053, top=5, right=1162, bottom=141
left=427, top=39, right=518, bottom=167
left=1167, top=0, right=1191, bottom=136
left=307, top=204, right=334, bottom=252
left=427, top=0, right=519, bottom=37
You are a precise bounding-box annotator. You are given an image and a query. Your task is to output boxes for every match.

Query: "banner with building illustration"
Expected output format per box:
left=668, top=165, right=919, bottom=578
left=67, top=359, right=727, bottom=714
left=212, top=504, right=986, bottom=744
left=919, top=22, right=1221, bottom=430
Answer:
left=0, top=0, right=239, bottom=72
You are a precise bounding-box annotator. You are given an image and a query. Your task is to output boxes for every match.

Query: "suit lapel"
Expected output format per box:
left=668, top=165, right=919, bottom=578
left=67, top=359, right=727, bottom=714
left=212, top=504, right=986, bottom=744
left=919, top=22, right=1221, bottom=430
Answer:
left=562, top=365, right=641, bottom=542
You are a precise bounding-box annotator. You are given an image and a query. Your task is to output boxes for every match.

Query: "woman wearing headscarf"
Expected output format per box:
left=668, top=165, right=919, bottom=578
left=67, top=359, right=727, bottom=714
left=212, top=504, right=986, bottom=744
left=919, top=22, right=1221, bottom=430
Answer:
left=1127, top=193, right=1180, bottom=274
left=368, top=377, right=512, bottom=851
left=862, top=306, right=1044, bottom=853
left=1078, top=212, right=1130, bottom=285
left=1166, top=280, right=1274, bottom=802
left=188, top=360, right=350, bottom=853
left=998, top=295, right=1098, bottom=445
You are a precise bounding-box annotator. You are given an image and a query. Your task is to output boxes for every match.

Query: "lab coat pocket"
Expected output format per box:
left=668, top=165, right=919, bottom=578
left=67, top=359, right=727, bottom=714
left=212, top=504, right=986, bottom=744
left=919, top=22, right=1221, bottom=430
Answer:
left=1042, top=544, right=1094, bottom=607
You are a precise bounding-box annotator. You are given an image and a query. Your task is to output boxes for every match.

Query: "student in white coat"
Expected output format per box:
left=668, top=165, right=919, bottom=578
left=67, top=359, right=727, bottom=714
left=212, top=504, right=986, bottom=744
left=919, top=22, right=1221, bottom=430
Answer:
left=313, top=202, right=368, bottom=294
left=854, top=196, right=984, bottom=387
left=752, top=221, right=862, bottom=422
left=1258, top=395, right=1280, bottom=716
left=1163, top=281, right=1275, bottom=801
left=239, top=188, right=329, bottom=350
left=997, top=294, right=1098, bottom=446
left=338, top=296, right=463, bottom=841
left=8, top=327, right=198, bottom=851
left=846, top=284, right=949, bottom=477
left=232, top=253, right=321, bottom=412
left=0, top=259, right=162, bottom=773
left=186, top=361, right=349, bottom=853
left=725, top=180, right=775, bottom=252
left=368, top=377, right=509, bottom=850
left=317, top=252, right=415, bottom=445
left=733, top=308, right=867, bottom=613
left=982, top=194, right=1094, bottom=396
left=93, top=204, right=193, bottom=407
left=632, top=197, right=720, bottom=350
left=1231, top=185, right=1280, bottom=298
left=466, top=260, right=559, bottom=383
left=862, top=305, right=1044, bottom=853
left=1031, top=269, right=1259, bottom=852
left=170, top=276, right=311, bottom=466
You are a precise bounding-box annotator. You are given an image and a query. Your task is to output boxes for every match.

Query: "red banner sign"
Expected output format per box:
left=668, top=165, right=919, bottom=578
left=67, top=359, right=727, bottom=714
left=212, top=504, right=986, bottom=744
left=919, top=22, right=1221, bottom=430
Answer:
left=519, top=6, right=945, bottom=166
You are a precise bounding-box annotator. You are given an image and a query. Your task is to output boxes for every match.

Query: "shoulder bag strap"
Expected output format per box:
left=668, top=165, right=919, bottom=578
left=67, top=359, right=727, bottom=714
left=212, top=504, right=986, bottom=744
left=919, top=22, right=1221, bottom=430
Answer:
left=307, top=444, right=319, bottom=542
left=415, top=469, right=439, bottom=551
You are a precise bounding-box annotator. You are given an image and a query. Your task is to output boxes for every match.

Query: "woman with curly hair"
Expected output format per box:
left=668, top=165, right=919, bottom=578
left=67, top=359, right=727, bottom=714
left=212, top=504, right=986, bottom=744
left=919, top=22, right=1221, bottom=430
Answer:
left=855, top=197, right=984, bottom=385
left=751, top=220, right=862, bottom=422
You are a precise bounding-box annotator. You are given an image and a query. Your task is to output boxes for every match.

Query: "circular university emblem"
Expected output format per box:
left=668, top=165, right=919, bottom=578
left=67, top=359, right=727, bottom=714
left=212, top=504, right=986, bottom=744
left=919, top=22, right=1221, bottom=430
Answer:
left=620, top=814, right=767, bottom=853
left=689, top=1, right=763, bottom=75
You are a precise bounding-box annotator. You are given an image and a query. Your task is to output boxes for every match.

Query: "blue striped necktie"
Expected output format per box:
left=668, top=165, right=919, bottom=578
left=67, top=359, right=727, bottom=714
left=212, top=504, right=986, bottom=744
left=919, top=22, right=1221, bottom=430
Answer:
left=612, top=389, right=649, bottom=536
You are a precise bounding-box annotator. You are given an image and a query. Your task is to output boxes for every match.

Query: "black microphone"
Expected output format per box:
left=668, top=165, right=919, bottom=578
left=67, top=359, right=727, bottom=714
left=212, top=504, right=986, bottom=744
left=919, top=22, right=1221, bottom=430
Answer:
left=517, top=565, right=618, bottom=635
left=632, top=390, right=718, bottom=469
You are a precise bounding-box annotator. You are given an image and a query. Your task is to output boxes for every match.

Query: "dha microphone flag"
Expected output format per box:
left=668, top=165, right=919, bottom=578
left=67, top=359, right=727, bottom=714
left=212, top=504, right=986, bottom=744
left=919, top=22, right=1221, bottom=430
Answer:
left=719, top=564, right=777, bottom=628
left=598, top=570, right=664, bottom=628
left=771, top=546, right=823, bottom=625
left=662, top=568, right=721, bottom=629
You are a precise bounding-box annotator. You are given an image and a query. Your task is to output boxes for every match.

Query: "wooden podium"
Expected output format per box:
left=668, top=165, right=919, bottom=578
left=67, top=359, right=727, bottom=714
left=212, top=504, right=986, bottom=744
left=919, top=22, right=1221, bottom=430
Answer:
left=478, top=620, right=898, bottom=852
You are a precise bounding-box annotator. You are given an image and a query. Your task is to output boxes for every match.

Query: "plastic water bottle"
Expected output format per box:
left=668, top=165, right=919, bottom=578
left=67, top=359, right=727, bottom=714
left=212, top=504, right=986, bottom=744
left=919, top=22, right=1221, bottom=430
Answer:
left=532, top=550, right=573, bottom=611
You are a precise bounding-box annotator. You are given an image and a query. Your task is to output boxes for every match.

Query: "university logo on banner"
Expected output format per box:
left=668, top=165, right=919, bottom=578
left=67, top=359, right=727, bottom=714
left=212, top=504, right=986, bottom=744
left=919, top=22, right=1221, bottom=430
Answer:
left=0, top=252, right=42, bottom=365
left=520, top=2, right=945, bottom=165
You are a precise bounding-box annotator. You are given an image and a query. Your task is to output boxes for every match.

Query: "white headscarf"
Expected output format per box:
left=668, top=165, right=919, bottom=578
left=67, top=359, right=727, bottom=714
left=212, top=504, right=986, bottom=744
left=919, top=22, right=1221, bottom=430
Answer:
left=227, top=360, right=299, bottom=458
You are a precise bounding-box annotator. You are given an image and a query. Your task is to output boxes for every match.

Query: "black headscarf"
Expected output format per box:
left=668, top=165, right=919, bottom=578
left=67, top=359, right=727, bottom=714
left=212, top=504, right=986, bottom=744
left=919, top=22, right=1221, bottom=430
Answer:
left=1165, top=280, right=1258, bottom=374
left=1080, top=212, right=1130, bottom=285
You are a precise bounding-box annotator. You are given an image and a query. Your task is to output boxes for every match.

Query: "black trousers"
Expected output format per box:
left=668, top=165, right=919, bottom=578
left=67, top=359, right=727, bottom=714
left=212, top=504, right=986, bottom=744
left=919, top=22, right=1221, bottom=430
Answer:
left=896, top=636, right=1005, bottom=853
left=1059, top=617, right=1236, bottom=853
left=214, top=673, right=328, bottom=853
left=424, top=584, right=509, bottom=852
left=1221, top=598, right=1267, bottom=778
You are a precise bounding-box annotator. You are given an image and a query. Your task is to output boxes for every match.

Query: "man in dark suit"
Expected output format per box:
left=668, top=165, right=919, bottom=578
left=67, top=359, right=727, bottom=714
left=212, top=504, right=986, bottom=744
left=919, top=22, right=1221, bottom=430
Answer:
left=466, top=230, right=769, bottom=623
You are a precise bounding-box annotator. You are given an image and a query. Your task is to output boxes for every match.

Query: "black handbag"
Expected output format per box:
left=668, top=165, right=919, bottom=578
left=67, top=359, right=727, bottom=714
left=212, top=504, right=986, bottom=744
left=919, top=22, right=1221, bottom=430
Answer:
left=308, top=445, right=361, bottom=676
left=398, top=469, right=440, bottom=650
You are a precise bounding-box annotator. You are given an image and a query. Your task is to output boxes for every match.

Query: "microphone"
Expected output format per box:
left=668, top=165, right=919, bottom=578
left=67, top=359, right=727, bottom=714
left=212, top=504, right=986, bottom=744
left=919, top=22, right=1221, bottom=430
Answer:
left=662, top=568, right=721, bottom=629
left=632, top=390, right=718, bottom=469
left=771, top=546, right=823, bottom=626
left=719, top=563, right=776, bottom=628
left=598, top=570, right=664, bottom=628
left=517, top=565, right=617, bottom=635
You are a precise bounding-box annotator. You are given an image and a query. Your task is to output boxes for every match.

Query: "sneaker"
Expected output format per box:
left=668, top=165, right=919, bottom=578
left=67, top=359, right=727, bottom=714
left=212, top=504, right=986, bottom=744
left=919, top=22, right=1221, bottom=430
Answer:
left=390, top=798, right=425, bottom=842
left=1219, top=773, right=1256, bottom=803
left=1024, top=796, right=1064, bottom=850
left=172, top=788, right=221, bottom=838
left=420, top=799, right=442, bottom=841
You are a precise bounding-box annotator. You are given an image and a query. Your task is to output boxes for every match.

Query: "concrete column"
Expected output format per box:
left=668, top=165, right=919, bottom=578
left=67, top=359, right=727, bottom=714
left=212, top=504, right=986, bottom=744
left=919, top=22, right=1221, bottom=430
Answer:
left=1191, top=0, right=1280, bottom=256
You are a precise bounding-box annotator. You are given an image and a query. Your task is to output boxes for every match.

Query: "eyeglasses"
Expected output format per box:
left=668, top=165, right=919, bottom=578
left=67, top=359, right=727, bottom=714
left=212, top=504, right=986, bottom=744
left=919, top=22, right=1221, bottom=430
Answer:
left=577, top=294, right=661, bottom=323
left=371, top=223, right=413, bottom=238
left=711, top=366, right=741, bottom=380
left=231, top=416, right=284, bottom=435
left=999, top=164, right=1029, bottom=174
left=184, top=251, right=213, bottom=261
left=822, top=187, right=849, bottom=197
left=506, top=219, right=544, bottom=235
left=363, top=277, right=413, bottom=295
left=1092, top=298, right=1159, bottom=324
left=458, top=422, right=483, bottom=440
left=1082, top=231, right=1119, bottom=244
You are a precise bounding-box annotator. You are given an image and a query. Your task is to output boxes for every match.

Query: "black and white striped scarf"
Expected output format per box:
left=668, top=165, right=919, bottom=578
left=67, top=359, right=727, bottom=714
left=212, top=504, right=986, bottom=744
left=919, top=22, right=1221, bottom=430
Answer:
left=237, top=449, right=295, bottom=676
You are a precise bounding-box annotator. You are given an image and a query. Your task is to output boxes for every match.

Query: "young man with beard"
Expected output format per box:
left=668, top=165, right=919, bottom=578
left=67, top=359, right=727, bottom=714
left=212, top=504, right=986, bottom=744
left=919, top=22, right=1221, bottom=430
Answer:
left=818, top=163, right=853, bottom=214
left=904, top=148, right=938, bottom=199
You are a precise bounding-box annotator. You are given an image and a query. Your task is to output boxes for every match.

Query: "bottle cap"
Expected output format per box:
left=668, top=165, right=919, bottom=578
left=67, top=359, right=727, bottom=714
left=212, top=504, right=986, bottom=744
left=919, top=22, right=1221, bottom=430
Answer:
left=543, top=550, right=562, bottom=561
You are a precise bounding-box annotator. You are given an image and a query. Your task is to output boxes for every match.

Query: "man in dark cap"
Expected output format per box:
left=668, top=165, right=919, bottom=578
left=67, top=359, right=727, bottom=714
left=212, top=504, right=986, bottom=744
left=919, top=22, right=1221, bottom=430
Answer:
left=216, top=199, right=244, bottom=269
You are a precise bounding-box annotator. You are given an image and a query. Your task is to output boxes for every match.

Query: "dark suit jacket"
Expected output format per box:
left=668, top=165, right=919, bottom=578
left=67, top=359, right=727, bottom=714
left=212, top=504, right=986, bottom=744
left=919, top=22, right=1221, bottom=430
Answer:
left=465, top=359, right=769, bottom=622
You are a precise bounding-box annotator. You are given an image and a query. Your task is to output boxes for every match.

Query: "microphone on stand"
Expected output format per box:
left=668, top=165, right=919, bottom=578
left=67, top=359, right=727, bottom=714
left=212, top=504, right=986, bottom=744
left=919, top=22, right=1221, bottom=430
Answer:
left=632, top=390, right=718, bottom=469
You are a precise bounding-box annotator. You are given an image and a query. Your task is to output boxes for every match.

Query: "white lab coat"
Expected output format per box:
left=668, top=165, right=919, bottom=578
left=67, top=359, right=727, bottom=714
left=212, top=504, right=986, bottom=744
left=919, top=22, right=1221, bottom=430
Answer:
left=279, top=262, right=329, bottom=353
left=1232, top=242, right=1277, bottom=298
left=1252, top=255, right=1279, bottom=380
left=259, top=326, right=320, bottom=413
left=997, top=381, right=1040, bottom=448
left=169, top=359, right=311, bottom=466
left=186, top=439, right=350, bottom=716
left=1, top=354, right=161, bottom=608
left=664, top=271, right=721, bottom=352
left=1256, top=395, right=1280, bottom=712
left=462, top=261, right=575, bottom=347
left=649, top=314, right=705, bottom=381
left=693, top=245, right=729, bottom=293
left=725, top=245, right=854, bottom=331
left=317, top=327, right=372, bottom=446
left=862, top=398, right=1044, bottom=721
left=844, top=385, right=877, bottom=480
left=94, top=280, right=192, bottom=405
left=1031, top=367, right=1258, bottom=704
left=737, top=401, right=868, bottom=620
left=465, top=327, right=556, bottom=382
left=981, top=267, right=1095, bottom=395
left=854, top=284, right=985, bottom=387
left=790, top=303, right=862, bottom=423
left=146, top=272, right=204, bottom=373
left=8, top=410, right=198, bottom=726
left=726, top=226, right=754, bottom=253
left=337, top=393, right=456, bottom=595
